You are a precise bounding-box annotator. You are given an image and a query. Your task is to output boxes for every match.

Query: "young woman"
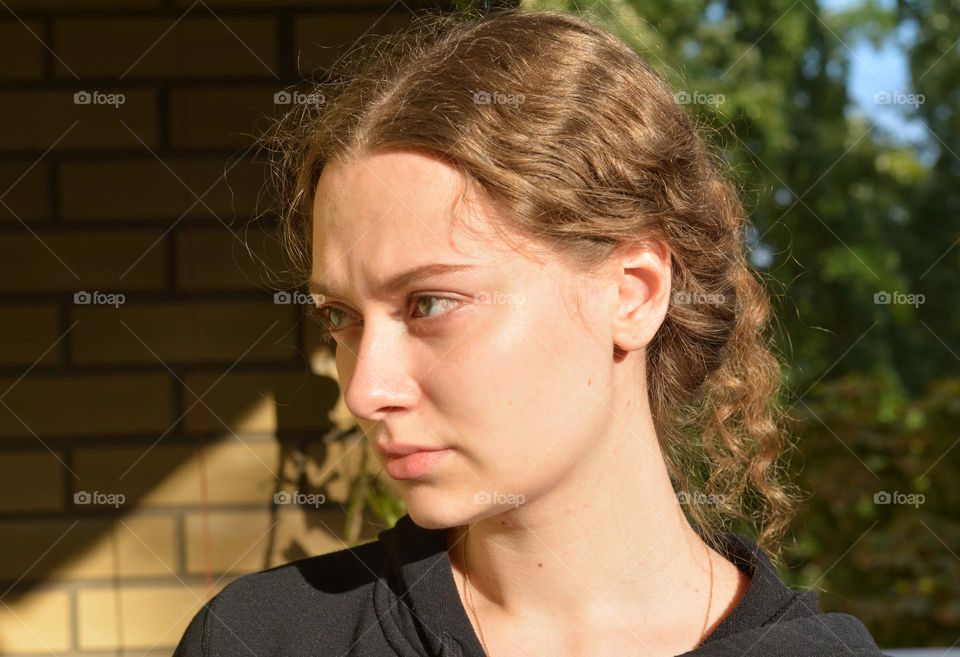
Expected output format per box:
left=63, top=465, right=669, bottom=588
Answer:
left=174, top=8, right=886, bottom=657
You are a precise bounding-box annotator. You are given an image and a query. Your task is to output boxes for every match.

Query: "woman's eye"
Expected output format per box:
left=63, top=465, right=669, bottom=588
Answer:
left=411, top=295, right=460, bottom=320
left=313, top=295, right=462, bottom=336
left=317, top=305, right=351, bottom=331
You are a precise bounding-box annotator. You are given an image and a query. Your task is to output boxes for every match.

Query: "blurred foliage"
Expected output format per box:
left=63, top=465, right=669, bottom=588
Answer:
left=787, top=373, right=960, bottom=645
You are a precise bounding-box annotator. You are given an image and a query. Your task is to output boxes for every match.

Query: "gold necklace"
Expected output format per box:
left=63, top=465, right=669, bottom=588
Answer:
left=462, top=526, right=492, bottom=657
left=462, top=527, right=715, bottom=656
left=698, top=545, right=715, bottom=647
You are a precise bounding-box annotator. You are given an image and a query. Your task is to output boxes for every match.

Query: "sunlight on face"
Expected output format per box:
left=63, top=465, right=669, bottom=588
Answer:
left=310, top=149, right=616, bottom=529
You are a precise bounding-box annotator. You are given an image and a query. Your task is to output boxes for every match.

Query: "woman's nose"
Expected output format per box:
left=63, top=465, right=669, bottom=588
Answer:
left=339, top=320, right=418, bottom=421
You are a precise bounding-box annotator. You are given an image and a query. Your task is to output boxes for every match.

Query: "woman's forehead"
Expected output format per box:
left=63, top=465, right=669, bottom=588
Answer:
left=313, top=152, right=465, bottom=241
left=314, top=150, right=466, bottom=215
left=311, top=151, right=534, bottom=268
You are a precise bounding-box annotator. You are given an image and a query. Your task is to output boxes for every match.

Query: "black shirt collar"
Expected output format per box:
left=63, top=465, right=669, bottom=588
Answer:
left=377, top=514, right=883, bottom=657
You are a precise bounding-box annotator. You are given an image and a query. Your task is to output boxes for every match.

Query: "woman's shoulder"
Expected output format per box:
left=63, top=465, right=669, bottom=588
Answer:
left=688, top=531, right=888, bottom=657
left=218, top=535, right=388, bottom=602
left=172, top=538, right=389, bottom=657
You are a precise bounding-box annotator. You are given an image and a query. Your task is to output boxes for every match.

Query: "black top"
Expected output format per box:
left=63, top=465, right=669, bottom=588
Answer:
left=173, top=514, right=888, bottom=657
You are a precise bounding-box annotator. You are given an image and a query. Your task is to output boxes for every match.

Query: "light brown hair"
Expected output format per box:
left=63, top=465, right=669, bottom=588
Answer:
left=260, top=7, right=801, bottom=565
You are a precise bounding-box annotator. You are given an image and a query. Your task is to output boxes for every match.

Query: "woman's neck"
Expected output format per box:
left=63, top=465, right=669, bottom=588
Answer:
left=445, top=403, right=747, bottom=648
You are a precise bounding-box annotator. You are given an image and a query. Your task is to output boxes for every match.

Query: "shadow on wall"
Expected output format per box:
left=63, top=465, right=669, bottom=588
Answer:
left=0, top=0, right=455, bottom=653
left=0, top=343, right=389, bottom=653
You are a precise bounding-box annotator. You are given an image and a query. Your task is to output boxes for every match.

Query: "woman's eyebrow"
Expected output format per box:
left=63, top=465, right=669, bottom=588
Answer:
left=308, top=263, right=480, bottom=300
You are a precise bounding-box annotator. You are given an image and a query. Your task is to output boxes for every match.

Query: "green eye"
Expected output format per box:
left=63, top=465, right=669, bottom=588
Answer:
left=312, top=294, right=465, bottom=341
left=310, top=304, right=359, bottom=336
left=414, top=295, right=454, bottom=319
left=322, top=306, right=349, bottom=329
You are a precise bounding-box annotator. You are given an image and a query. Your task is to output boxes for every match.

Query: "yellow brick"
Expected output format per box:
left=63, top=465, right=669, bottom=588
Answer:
left=71, top=301, right=296, bottom=365
left=0, top=519, right=97, bottom=582
left=75, top=516, right=175, bottom=580
left=175, top=224, right=287, bottom=291
left=169, top=85, right=283, bottom=149
left=0, top=373, right=172, bottom=439
left=73, top=441, right=282, bottom=507
left=0, top=305, right=60, bottom=366
left=0, top=590, right=70, bottom=654
left=77, top=583, right=225, bottom=651
left=9, top=0, right=158, bottom=6
left=60, top=156, right=265, bottom=220
left=55, top=17, right=277, bottom=78
left=87, top=515, right=176, bottom=579
left=184, top=508, right=354, bottom=575
left=0, top=89, right=157, bottom=151
left=0, top=158, right=51, bottom=221
left=0, top=230, right=165, bottom=292
left=0, top=516, right=174, bottom=582
left=183, top=370, right=335, bottom=434
left=0, top=449, right=64, bottom=512
left=0, top=21, right=43, bottom=80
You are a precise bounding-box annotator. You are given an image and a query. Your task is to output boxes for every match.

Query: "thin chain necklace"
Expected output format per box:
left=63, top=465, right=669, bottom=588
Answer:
left=461, top=526, right=715, bottom=656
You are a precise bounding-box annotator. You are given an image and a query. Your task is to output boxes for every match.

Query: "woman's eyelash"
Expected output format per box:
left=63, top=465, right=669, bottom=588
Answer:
left=309, top=294, right=463, bottom=336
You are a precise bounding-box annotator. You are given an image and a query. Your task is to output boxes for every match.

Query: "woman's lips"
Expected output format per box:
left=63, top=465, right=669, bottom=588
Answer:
left=383, top=448, right=453, bottom=480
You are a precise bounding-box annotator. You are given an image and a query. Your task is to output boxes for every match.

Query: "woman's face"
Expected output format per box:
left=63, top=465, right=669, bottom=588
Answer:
left=311, top=149, right=621, bottom=529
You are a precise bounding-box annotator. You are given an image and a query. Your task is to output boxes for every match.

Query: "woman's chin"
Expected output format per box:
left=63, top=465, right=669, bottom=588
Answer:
left=401, top=492, right=483, bottom=530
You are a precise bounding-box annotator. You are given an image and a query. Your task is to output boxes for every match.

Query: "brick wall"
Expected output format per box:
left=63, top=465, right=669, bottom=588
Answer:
left=0, top=1, right=445, bottom=654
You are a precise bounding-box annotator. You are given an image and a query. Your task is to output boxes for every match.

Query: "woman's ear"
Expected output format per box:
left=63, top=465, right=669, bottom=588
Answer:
left=610, top=239, right=672, bottom=354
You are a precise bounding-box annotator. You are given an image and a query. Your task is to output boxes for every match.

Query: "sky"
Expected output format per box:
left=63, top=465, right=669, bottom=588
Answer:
left=822, top=0, right=931, bottom=149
